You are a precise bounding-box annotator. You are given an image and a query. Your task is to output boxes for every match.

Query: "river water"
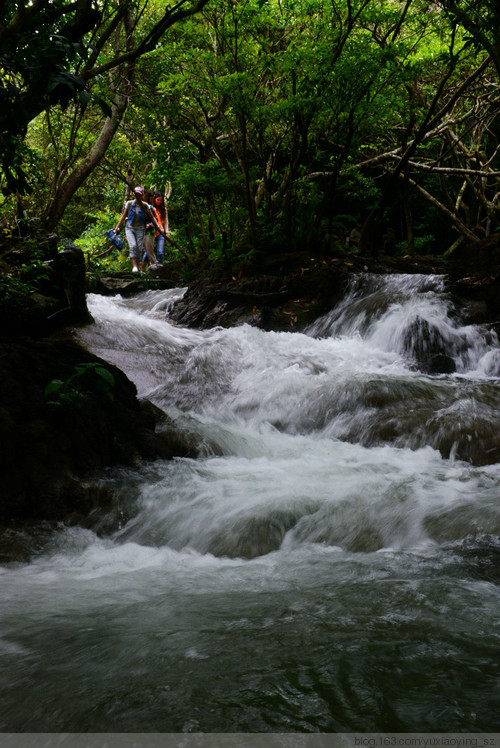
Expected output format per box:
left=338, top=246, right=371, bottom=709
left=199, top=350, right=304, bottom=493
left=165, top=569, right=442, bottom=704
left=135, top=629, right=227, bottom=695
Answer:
left=1, top=274, right=500, bottom=732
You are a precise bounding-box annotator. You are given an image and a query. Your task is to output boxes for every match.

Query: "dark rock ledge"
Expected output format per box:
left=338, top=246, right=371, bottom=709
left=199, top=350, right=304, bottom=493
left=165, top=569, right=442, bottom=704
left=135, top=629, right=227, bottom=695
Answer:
left=168, top=248, right=500, bottom=332
left=0, top=338, right=192, bottom=527
left=0, top=247, right=195, bottom=537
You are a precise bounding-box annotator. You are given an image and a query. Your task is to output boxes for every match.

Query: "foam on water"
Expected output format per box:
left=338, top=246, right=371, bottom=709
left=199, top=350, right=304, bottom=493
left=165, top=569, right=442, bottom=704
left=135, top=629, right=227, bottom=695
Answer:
left=306, top=273, right=498, bottom=373
left=1, top=274, right=499, bottom=732
left=76, top=278, right=500, bottom=558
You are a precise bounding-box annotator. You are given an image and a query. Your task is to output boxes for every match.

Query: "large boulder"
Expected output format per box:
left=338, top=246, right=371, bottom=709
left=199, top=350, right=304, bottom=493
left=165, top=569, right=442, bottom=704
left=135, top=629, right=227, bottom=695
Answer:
left=400, top=316, right=458, bottom=373
left=169, top=256, right=349, bottom=330
left=0, top=338, right=179, bottom=523
left=1, top=244, right=93, bottom=336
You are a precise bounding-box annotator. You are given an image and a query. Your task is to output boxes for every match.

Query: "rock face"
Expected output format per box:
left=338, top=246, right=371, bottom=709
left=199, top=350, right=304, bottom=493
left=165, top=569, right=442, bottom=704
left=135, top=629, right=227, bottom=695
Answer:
left=51, top=245, right=93, bottom=325
left=169, top=248, right=500, bottom=335
left=0, top=338, right=177, bottom=523
left=446, top=234, right=500, bottom=325
left=1, top=245, right=93, bottom=337
left=401, top=317, right=457, bottom=374
left=170, top=257, right=350, bottom=331
left=0, top=243, right=195, bottom=528
left=90, top=274, right=178, bottom=297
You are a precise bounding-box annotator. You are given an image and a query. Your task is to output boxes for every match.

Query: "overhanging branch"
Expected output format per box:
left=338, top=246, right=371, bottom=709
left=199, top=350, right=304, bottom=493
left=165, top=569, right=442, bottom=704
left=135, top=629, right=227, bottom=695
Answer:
left=404, top=160, right=500, bottom=177
left=83, top=0, right=212, bottom=82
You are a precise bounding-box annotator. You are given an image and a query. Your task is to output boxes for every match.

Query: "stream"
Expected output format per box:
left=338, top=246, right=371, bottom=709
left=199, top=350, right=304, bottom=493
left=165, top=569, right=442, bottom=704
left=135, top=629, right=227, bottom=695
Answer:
left=1, top=273, right=499, bottom=732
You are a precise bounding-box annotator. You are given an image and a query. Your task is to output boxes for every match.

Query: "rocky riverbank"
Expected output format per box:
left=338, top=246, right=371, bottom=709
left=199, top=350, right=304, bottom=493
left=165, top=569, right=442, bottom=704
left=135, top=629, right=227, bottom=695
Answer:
left=168, top=245, right=500, bottom=333
left=1, top=234, right=499, bottom=534
left=0, top=337, right=198, bottom=529
left=0, top=246, right=190, bottom=530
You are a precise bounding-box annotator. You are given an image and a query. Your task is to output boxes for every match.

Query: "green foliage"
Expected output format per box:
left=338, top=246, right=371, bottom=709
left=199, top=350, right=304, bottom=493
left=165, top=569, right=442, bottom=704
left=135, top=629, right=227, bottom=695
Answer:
left=18, top=256, right=54, bottom=292
left=396, top=235, right=437, bottom=257
left=337, top=171, right=382, bottom=212
left=0, top=0, right=93, bottom=194
left=0, top=274, right=31, bottom=301
left=45, top=363, right=116, bottom=409
left=0, top=243, right=55, bottom=298
left=0, top=0, right=211, bottom=201
left=13, top=0, right=500, bottom=259
left=130, top=0, right=459, bottom=256
left=75, top=207, right=122, bottom=256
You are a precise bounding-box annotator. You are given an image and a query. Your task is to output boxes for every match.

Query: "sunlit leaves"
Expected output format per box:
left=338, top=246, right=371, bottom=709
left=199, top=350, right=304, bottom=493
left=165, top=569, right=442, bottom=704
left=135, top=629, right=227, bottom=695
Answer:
left=9, top=0, right=499, bottom=253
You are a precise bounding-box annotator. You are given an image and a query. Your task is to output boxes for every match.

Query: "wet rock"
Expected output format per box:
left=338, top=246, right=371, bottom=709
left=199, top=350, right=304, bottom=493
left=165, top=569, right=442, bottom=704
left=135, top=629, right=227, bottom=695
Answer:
left=450, top=276, right=500, bottom=323
left=0, top=290, right=59, bottom=338
left=457, top=299, right=491, bottom=325
left=1, top=244, right=93, bottom=336
left=50, top=245, right=93, bottom=325
left=95, top=277, right=145, bottom=296
left=169, top=272, right=222, bottom=328
left=0, top=338, right=181, bottom=523
left=420, top=352, right=457, bottom=375
left=446, top=234, right=500, bottom=321
left=169, top=258, right=348, bottom=331
left=216, top=289, right=292, bottom=307
left=93, top=275, right=177, bottom=297
left=145, top=260, right=184, bottom=280
left=401, top=316, right=458, bottom=372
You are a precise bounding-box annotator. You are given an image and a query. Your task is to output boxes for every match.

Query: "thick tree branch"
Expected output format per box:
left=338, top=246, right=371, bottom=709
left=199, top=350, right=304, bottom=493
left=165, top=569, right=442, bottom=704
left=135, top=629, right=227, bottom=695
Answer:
left=397, top=170, right=479, bottom=243
left=83, top=0, right=212, bottom=82
left=404, top=160, right=500, bottom=177
left=0, top=0, right=50, bottom=48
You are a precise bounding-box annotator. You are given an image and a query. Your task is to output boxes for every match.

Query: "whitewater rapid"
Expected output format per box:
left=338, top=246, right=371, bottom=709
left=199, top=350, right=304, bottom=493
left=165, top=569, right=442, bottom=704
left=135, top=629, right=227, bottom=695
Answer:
left=1, top=274, right=499, bottom=732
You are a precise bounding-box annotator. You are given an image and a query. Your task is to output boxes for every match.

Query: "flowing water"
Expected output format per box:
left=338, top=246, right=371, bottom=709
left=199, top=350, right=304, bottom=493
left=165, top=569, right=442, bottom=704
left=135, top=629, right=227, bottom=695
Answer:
left=1, top=274, right=500, bottom=733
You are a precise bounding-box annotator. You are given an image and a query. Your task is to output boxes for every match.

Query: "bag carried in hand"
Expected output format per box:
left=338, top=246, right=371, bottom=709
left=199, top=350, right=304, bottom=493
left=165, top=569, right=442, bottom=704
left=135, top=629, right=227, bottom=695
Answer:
left=103, top=229, right=124, bottom=251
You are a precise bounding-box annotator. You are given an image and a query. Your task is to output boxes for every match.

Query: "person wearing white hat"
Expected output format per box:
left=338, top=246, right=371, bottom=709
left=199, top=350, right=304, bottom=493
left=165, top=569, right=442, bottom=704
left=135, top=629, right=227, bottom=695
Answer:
left=114, top=187, right=164, bottom=273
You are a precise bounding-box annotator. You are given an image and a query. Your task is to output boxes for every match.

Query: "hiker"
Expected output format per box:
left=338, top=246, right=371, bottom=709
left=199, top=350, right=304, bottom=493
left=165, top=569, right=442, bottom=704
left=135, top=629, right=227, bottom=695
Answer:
left=149, top=191, right=169, bottom=265
left=114, top=187, right=164, bottom=273
left=141, top=189, right=157, bottom=270
left=141, top=190, right=169, bottom=269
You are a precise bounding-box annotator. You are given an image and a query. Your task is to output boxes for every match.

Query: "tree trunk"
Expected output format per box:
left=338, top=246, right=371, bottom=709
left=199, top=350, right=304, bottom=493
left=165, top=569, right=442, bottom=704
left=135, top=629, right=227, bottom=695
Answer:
left=402, top=173, right=414, bottom=254
left=41, top=8, right=138, bottom=232
left=42, top=92, right=130, bottom=232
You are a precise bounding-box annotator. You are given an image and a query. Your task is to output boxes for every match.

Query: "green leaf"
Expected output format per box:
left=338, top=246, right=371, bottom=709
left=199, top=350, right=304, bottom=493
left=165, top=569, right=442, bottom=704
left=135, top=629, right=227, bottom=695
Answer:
left=95, top=366, right=115, bottom=387
left=79, top=90, right=91, bottom=107
left=94, top=96, right=113, bottom=118
left=44, top=379, right=65, bottom=396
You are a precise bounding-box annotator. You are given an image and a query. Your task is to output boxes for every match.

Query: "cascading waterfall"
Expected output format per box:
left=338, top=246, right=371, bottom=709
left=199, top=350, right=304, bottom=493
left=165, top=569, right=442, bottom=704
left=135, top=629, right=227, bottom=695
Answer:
left=1, top=274, right=499, bottom=733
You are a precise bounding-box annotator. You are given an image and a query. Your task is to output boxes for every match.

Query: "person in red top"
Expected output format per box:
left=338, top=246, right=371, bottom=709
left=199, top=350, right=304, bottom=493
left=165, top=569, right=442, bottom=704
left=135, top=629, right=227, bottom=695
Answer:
left=150, top=191, right=169, bottom=265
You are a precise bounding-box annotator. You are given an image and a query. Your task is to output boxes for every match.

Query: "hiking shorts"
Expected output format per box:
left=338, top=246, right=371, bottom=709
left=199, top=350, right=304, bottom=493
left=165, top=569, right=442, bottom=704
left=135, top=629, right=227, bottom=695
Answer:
left=125, top=226, right=145, bottom=260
